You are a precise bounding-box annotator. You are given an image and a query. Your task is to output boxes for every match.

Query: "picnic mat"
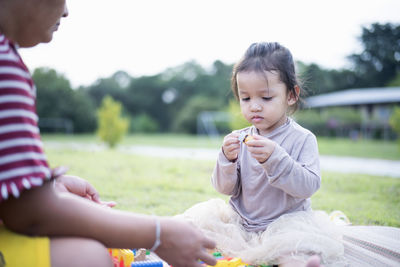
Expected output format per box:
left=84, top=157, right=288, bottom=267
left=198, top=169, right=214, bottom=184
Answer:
left=341, top=225, right=400, bottom=266
left=146, top=225, right=400, bottom=266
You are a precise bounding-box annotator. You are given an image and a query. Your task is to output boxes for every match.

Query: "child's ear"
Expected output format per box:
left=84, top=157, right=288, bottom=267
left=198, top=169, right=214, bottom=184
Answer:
left=287, top=85, right=300, bottom=105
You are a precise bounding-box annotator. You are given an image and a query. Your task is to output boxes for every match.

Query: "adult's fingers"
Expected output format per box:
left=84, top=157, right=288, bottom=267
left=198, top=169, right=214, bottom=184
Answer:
left=100, top=200, right=117, bottom=208
left=202, top=237, right=216, bottom=250
left=192, top=261, right=209, bottom=267
left=84, top=182, right=101, bottom=203
left=198, top=250, right=217, bottom=266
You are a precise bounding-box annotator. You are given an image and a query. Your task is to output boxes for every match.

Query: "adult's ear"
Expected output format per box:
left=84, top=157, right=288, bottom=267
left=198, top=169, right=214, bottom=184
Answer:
left=287, top=85, right=300, bottom=105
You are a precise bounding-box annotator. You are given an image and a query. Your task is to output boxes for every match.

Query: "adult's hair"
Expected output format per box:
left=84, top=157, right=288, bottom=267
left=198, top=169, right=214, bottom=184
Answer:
left=231, top=42, right=302, bottom=112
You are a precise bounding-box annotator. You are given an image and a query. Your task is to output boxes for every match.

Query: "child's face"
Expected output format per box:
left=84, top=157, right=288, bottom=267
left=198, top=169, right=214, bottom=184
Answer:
left=237, top=70, right=296, bottom=135
left=14, top=0, right=68, bottom=47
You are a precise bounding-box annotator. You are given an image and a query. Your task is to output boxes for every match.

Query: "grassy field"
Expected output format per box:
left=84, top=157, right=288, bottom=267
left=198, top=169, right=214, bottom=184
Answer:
left=42, top=133, right=400, bottom=160
left=44, top=143, right=400, bottom=227
left=317, top=137, right=400, bottom=160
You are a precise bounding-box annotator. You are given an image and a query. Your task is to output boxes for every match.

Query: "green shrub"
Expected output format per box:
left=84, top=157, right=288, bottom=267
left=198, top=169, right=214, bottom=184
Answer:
left=130, top=113, right=159, bottom=133
left=387, top=72, right=400, bottom=86
left=293, top=109, right=325, bottom=133
left=97, top=95, right=129, bottom=148
left=389, top=106, right=400, bottom=150
left=294, top=107, right=362, bottom=137
left=322, top=107, right=362, bottom=125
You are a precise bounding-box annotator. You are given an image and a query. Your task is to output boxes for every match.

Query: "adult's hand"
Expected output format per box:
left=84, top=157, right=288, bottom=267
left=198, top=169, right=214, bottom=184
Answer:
left=156, top=218, right=217, bottom=267
left=55, top=175, right=116, bottom=208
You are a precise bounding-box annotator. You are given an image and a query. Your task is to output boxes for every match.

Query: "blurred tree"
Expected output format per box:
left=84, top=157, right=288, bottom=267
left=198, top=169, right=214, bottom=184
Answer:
left=81, top=60, right=234, bottom=133
left=227, top=100, right=250, bottom=131
left=348, top=23, right=400, bottom=87
left=130, top=113, right=159, bottom=133
left=171, top=95, right=223, bottom=134
left=165, top=61, right=232, bottom=133
left=161, top=61, right=209, bottom=121
left=70, top=89, right=97, bottom=132
left=97, top=96, right=129, bottom=148
left=297, top=61, right=356, bottom=96
left=33, top=67, right=96, bottom=132
left=87, top=71, right=131, bottom=107
left=127, top=74, right=170, bottom=131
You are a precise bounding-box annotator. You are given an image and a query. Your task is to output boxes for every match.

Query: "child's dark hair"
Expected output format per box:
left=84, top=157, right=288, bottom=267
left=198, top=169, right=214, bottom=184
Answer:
left=231, top=42, right=302, bottom=112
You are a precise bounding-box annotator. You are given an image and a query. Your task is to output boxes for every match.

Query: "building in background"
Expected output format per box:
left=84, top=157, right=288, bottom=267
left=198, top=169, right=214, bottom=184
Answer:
left=304, top=87, right=400, bottom=139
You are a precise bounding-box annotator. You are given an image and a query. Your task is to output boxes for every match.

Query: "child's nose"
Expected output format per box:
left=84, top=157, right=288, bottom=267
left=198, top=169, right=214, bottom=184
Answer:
left=250, top=102, right=262, bottom=111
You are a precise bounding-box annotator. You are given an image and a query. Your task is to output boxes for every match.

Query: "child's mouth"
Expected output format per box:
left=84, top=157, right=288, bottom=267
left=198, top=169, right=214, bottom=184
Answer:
left=252, top=116, right=263, bottom=123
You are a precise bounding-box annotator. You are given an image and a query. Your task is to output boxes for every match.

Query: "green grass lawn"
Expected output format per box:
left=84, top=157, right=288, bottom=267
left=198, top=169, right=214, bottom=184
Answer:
left=42, top=133, right=400, bottom=160
left=45, top=147, right=400, bottom=227
left=42, top=133, right=223, bottom=148
left=317, top=137, right=400, bottom=160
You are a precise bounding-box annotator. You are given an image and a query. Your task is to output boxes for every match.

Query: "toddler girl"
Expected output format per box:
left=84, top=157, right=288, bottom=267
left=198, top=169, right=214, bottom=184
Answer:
left=181, top=42, right=345, bottom=267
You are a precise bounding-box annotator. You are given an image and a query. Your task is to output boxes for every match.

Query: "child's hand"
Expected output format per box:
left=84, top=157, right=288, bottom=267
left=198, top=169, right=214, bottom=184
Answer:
left=245, top=134, right=276, bottom=163
left=156, top=218, right=217, bottom=267
left=55, top=175, right=116, bottom=208
left=222, top=132, right=240, bottom=161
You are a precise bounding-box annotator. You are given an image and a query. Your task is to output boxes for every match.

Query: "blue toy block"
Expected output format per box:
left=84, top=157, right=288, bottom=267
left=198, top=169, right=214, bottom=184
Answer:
left=130, top=260, right=163, bottom=267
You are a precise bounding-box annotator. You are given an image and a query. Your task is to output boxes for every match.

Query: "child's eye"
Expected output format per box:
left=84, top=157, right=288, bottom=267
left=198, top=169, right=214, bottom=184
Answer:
left=262, top=97, right=272, bottom=101
left=241, top=97, right=250, bottom=101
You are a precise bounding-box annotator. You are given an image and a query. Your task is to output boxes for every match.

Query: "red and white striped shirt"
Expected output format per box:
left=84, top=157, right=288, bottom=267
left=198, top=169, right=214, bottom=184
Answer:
left=0, top=33, right=52, bottom=203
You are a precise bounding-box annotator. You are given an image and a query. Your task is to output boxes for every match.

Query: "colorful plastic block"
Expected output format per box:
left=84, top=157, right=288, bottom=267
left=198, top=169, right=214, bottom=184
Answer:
left=120, top=249, right=134, bottom=267
left=130, top=260, right=163, bottom=267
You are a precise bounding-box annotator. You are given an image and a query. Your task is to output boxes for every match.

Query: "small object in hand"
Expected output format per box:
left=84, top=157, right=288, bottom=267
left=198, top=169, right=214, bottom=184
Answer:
left=244, top=135, right=254, bottom=144
left=135, top=248, right=147, bottom=261
left=238, top=132, right=254, bottom=144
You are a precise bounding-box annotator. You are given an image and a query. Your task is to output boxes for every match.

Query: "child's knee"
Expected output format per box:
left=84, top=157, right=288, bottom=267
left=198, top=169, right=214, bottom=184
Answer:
left=51, top=237, right=112, bottom=267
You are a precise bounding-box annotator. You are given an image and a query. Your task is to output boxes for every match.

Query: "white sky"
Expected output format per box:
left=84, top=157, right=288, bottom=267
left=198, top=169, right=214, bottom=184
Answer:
left=19, top=0, right=400, bottom=88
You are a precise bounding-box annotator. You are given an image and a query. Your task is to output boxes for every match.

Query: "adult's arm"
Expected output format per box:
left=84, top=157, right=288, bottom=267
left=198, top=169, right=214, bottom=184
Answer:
left=0, top=182, right=216, bottom=267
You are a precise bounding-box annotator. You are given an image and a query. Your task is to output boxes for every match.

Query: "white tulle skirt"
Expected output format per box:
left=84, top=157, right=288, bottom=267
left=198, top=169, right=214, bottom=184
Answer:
left=177, top=198, right=347, bottom=266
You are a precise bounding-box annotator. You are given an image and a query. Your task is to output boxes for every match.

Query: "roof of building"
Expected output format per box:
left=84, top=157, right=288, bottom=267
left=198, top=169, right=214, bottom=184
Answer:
left=305, top=87, right=400, bottom=108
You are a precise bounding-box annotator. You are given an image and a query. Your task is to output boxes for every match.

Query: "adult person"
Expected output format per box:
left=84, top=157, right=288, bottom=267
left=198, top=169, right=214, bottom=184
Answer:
left=0, top=1, right=216, bottom=266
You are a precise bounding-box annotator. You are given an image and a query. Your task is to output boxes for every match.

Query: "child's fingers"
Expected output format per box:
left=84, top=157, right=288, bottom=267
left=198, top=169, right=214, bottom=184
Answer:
left=247, top=146, right=266, bottom=156
left=224, top=143, right=240, bottom=154
left=223, top=133, right=239, bottom=145
left=247, top=146, right=266, bottom=153
left=225, top=140, right=239, bottom=148
left=246, top=139, right=265, bottom=147
left=251, top=133, right=264, bottom=139
left=229, top=131, right=240, bottom=138
left=224, top=136, right=240, bottom=145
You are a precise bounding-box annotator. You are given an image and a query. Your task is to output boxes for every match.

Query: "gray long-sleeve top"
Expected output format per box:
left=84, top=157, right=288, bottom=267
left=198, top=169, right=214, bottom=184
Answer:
left=212, top=118, right=321, bottom=232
